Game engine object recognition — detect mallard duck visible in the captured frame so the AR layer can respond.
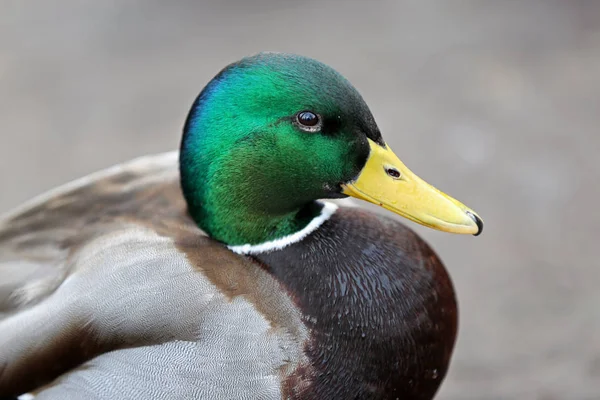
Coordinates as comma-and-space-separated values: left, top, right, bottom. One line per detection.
0, 52, 482, 400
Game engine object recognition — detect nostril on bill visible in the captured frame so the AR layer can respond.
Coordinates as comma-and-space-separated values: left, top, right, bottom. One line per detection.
385, 167, 401, 180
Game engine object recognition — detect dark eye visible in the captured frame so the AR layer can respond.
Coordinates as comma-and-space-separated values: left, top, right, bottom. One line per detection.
296, 111, 320, 128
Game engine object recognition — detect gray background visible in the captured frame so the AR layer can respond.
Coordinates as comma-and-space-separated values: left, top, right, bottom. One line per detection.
1, 1, 599, 399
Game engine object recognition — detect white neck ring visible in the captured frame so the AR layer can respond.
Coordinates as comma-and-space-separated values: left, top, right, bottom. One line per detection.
227, 201, 338, 255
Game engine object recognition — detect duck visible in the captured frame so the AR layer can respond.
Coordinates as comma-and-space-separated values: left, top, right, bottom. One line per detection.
0, 52, 482, 400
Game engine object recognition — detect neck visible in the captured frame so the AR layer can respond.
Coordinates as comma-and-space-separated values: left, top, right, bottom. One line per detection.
228, 201, 338, 254
207, 200, 325, 246
183, 177, 336, 249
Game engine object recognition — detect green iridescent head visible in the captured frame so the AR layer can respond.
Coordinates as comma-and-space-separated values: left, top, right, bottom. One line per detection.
180, 53, 482, 246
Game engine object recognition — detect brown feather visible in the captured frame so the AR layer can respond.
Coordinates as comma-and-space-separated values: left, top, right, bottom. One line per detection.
0, 152, 308, 398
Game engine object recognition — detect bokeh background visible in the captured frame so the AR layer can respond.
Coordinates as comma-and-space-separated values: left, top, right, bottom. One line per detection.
1, 1, 599, 399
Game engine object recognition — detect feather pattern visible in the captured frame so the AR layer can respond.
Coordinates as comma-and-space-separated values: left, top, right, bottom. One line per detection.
0, 153, 308, 399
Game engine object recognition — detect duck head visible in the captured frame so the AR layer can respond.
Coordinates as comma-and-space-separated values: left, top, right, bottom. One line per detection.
180, 53, 482, 247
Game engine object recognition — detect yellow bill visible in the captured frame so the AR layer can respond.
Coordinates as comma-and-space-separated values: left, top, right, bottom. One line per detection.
342, 139, 483, 235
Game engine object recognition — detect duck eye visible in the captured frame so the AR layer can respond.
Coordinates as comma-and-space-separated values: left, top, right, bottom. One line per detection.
296, 111, 320, 129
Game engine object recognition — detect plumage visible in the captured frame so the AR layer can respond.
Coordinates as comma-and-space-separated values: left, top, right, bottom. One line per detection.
0, 53, 481, 399
0, 153, 309, 399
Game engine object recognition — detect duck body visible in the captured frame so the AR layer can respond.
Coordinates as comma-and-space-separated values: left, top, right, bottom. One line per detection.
0, 154, 456, 399
0, 53, 480, 399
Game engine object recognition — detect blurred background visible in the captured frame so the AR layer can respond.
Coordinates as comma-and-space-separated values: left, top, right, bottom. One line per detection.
1, 1, 599, 399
